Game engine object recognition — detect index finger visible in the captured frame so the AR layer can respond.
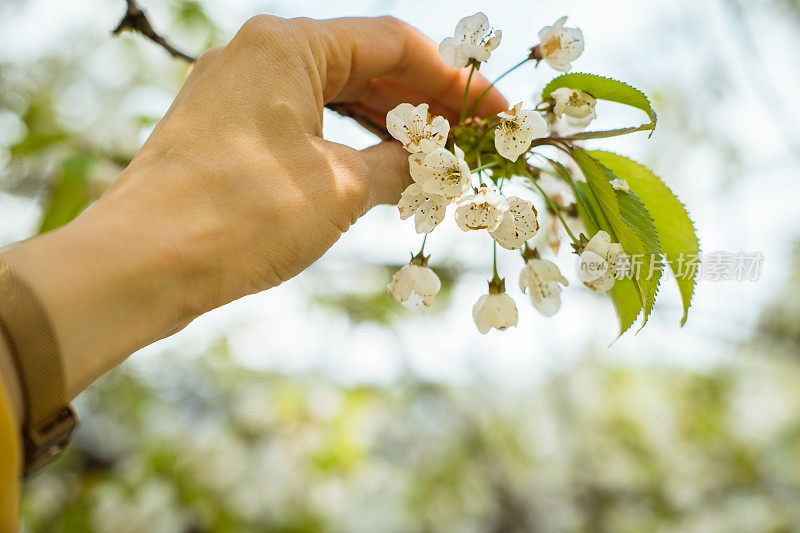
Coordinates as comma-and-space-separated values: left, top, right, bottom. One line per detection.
315, 16, 508, 118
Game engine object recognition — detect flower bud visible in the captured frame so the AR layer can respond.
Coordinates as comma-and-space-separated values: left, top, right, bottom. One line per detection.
519, 259, 569, 316
472, 279, 518, 333
388, 264, 441, 309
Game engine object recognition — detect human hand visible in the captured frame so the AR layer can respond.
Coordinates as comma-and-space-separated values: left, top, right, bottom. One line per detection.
112, 14, 507, 312
0, 15, 506, 397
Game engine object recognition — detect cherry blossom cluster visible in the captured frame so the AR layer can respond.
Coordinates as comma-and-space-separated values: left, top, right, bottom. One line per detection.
387, 12, 628, 333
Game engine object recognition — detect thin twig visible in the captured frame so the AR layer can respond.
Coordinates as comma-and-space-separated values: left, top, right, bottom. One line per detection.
112, 0, 196, 62
111, 0, 391, 140
324, 103, 392, 141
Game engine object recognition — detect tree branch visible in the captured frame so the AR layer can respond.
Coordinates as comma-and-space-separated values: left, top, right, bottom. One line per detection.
324, 103, 392, 141
112, 0, 196, 62
111, 0, 391, 141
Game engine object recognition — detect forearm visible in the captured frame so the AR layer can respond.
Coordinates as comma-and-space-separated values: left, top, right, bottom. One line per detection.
0, 163, 203, 400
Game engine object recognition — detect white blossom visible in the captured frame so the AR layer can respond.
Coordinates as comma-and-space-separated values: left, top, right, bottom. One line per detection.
409, 145, 471, 200
439, 12, 502, 69
519, 258, 569, 316
388, 263, 442, 309
489, 196, 540, 250
579, 230, 626, 293
551, 88, 596, 128
473, 292, 518, 333
386, 103, 449, 154
610, 178, 630, 193
398, 183, 448, 234
494, 102, 549, 161
536, 16, 584, 72
454, 185, 508, 232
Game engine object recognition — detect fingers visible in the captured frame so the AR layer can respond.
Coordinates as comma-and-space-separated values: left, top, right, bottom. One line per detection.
330, 102, 387, 130
315, 16, 508, 118
323, 138, 411, 216
174, 46, 225, 105
358, 141, 411, 207
333, 78, 458, 124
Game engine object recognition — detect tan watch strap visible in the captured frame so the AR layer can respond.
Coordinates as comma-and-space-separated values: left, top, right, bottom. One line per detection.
0, 263, 76, 477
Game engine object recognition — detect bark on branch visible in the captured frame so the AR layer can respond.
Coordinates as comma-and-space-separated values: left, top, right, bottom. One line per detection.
112, 0, 391, 141
112, 0, 197, 62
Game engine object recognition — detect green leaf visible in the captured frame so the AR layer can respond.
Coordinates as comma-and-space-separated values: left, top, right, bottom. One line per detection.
575, 181, 660, 333
608, 279, 642, 336
542, 73, 657, 132
573, 186, 644, 335
540, 156, 602, 232
560, 124, 655, 141
572, 150, 662, 334
617, 190, 662, 320
574, 181, 600, 234
589, 151, 700, 326
38, 155, 94, 234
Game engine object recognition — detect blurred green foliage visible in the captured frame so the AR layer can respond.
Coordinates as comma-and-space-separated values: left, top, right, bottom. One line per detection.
758, 240, 800, 348
38, 155, 94, 233
20, 345, 800, 532
9, 94, 69, 158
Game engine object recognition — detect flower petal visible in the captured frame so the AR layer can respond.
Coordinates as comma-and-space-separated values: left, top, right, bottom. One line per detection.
520, 258, 569, 316
495, 123, 533, 162
412, 147, 470, 200
585, 230, 611, 256
398, 183, 426, 220
489, 197, 540, 249
408, 153, 431, 184
494, 106, 548, 161
414, 195, 447, 234
610, 178, 630, 193
530, 289, 562, 316
455, 12, 490, 43
386, 103, 449, 153
472, 294, 491, 333
454, 187, 508, 231
439, 37, 468, 69
521, 110, 550, 138
538, 17, 584, 72
486, 30, 502, 52
472, 293, 518, 333
559, 27, 584, 61
388, 265, 441, 309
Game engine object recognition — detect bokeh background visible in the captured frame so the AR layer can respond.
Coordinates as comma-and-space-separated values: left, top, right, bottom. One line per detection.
2, 0, 800, 531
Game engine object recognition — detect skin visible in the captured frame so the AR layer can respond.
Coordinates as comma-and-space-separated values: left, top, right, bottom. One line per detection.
0, 15, 506, 424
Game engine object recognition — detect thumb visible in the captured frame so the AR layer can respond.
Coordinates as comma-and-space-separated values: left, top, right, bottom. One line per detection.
358, 141, 412, 208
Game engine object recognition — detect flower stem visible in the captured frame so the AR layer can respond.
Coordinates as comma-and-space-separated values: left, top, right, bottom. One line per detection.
473, 121, 500, 150
418, 233, 428, 255
492, 240, 499, 279
471, 160, 500, 174
460, 64, 476, 123
498, 162, 509, 192
467, 57, 531, 117
526, 168, 578, 242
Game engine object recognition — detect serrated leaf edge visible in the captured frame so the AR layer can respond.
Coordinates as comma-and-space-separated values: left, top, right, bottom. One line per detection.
589, 150, 700, 327
542, 72, 657, 127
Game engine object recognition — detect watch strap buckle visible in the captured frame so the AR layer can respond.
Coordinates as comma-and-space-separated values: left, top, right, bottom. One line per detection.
23, 405, 77, 477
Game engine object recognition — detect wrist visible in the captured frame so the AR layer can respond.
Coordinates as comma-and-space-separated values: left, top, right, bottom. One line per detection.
0, 179, 200, 398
